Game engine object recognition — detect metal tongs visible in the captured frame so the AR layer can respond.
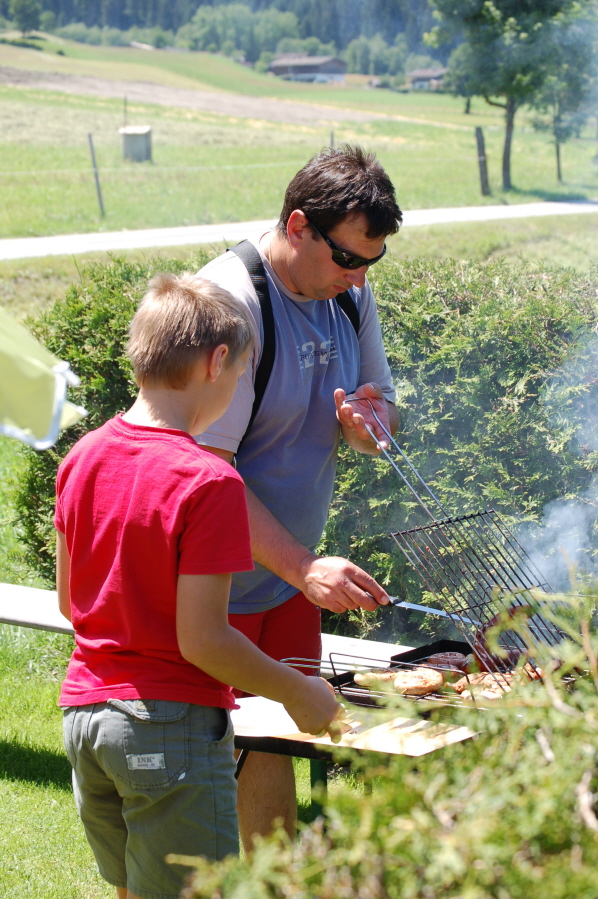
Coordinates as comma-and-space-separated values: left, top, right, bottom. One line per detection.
344, 393, 449, 520
344, 394, 475, 624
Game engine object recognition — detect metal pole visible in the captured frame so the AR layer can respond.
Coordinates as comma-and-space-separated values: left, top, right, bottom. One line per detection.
87, 133, 105, 218
475, 126, 490, 196
310, 758, 327, 820
330, 129, 334, 149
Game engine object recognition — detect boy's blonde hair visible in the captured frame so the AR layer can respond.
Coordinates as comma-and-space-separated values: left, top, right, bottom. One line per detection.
127, 272, 254, 389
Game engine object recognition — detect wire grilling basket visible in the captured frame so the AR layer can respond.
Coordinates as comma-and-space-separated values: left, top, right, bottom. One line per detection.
347, 397, 568, 673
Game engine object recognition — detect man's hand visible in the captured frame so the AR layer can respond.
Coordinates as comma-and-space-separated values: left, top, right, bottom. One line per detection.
335, 382, 394, 453
298, 553, 390, 613
283, 676, 343, 740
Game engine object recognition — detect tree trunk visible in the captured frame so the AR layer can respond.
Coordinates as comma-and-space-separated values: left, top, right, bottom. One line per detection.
464, 96, 471, 114
502, 96, 516, 192
556, 140, 562, 183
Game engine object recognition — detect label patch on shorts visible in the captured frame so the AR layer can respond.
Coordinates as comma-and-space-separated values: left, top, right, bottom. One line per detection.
126, 753, 166, 770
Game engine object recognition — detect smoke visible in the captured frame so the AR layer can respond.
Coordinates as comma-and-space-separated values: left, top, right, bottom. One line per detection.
516, 333, 598, 592
518, 479, 598, 592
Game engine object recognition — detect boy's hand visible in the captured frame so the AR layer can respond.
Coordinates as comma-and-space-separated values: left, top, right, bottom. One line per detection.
283, 676, 342, 741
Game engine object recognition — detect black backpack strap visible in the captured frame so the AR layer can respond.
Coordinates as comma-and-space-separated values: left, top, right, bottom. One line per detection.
335, 290, 360, 337
230, 242, 360, 448
229, 240, 275, 447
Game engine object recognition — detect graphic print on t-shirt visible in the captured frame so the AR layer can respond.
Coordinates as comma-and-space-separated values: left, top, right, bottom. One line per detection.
297, 336, 339, 372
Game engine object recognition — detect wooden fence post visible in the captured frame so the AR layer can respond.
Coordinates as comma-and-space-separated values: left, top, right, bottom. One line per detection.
88, 133, 105, 218
475, 126, 490, 196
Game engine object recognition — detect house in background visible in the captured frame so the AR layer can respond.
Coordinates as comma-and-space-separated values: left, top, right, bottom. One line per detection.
268, 54, 346, 83
406, 67, 447, 90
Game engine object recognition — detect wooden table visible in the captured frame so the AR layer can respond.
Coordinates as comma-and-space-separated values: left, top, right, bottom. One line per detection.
0, 582, 73, 634
231, 695, 476, 818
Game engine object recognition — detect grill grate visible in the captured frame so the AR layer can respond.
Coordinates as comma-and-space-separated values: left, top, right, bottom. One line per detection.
346, 398, 568, 669
392, 510, 563, 664
282, 650, 517, 708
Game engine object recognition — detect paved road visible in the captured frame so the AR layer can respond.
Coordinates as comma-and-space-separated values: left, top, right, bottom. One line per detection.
1, 201, 597, 262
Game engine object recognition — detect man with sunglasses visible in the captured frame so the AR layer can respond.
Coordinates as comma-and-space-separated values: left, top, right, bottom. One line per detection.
196, 145, 402, 849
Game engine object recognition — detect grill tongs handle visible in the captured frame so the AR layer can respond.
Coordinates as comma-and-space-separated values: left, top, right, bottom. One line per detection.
344, 395, 447, 522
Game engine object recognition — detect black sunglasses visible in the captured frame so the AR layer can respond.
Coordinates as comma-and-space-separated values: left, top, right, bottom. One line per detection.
306, 216, 387, 270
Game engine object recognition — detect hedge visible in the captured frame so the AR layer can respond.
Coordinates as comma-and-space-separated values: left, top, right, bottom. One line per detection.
180, 592, 598, 899
13, 255, 598, 643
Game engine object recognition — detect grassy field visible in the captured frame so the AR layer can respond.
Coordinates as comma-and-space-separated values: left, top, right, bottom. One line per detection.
0, 35, 591, 129
0, 39, 529, 113
1, 39, 597, 237
1, 82, 595, 237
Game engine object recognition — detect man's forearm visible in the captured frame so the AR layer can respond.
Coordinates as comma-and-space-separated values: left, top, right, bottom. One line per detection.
245, 485, 314, 589
244, 485, 388, 613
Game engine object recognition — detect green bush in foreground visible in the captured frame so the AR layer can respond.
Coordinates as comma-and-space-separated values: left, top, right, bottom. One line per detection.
13, 252, 211, 585
180, 591, 598, 899
13, 256, 598, 644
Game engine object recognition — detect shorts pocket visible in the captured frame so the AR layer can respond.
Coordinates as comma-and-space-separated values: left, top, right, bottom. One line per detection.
103, 700, 191, 791
210, 709, 233, 747
62, 708, 78, 769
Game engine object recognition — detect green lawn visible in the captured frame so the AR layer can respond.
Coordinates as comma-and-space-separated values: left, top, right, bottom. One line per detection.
1, 42, 597, 237
0, 624, 112, 898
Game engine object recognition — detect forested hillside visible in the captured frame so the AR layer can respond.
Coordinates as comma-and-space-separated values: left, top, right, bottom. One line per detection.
0, 0, 439, 55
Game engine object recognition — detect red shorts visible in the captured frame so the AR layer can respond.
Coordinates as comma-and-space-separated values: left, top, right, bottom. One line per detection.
228, 591, 321, 697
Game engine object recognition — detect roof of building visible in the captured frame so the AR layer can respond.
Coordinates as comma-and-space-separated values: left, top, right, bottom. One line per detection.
407, 67, 448, 80
269, 54, 346, 69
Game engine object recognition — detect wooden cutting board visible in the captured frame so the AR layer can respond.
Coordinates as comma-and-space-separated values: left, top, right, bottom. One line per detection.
231, 696, 475, 758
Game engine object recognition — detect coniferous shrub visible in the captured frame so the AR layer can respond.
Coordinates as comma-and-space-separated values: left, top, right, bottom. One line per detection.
13, 256, 598, 647
320, 259, 598, 641
13, 252, 211, 584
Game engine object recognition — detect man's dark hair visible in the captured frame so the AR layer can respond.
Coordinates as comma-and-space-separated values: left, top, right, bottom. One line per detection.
277, 144, 402, 240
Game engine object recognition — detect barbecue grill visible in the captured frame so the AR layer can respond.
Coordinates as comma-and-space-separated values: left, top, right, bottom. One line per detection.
353, 399, 568, 671
287, 398, 570, 708
285, 641, 509, 711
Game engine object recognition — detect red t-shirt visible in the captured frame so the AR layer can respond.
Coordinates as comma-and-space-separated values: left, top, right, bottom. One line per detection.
55, 415, 254, 709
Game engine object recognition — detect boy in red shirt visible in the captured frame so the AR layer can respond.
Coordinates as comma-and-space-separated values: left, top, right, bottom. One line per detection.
55, 272, 340, 899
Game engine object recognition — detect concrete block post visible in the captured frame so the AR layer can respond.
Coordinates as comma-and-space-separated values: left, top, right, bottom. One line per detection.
119, 126, 152, 162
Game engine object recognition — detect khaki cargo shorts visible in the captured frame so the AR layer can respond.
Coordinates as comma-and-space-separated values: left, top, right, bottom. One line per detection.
63, 699, 238, 899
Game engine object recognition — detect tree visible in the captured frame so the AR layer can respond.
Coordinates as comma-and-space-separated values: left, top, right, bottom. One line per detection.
443, 43, 479, 114
529, 16, 597, 182
9, 0, 40, 35
39, 9, 56, 32
428, 0, 589, 191
345, 33, 408, 77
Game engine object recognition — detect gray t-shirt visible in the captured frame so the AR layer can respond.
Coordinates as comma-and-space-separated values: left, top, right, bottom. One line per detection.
196, 240, 395, 614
